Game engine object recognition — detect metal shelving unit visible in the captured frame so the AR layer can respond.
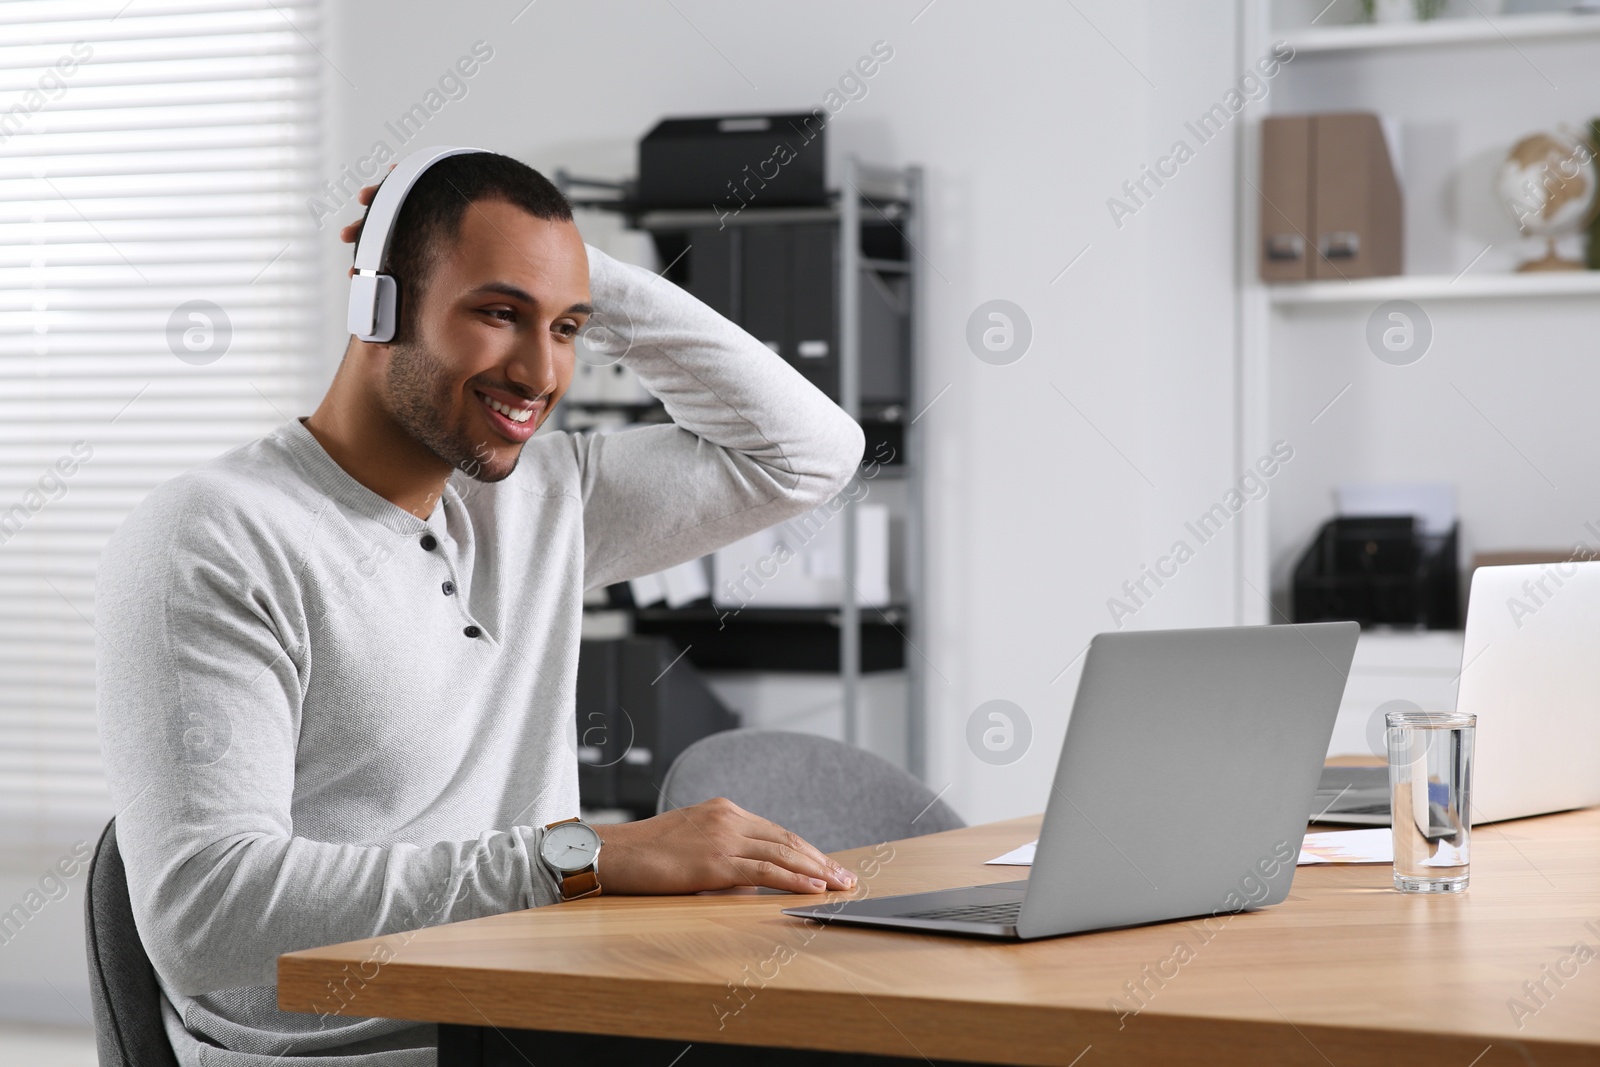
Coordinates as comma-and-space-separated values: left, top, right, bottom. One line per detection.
555, 157, 927, 778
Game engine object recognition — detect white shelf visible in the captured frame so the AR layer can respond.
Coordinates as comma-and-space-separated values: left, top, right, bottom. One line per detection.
1280, 11, 1600, 53
1268, 270, 1600, 306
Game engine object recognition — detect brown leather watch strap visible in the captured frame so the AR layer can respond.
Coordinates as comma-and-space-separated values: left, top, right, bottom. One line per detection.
560, 868, 601, 901
543, 817, 602, 902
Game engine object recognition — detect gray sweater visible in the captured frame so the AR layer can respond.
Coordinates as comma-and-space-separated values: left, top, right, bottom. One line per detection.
93, 244, 864, 1065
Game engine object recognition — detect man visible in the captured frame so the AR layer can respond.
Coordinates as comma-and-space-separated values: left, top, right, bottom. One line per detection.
95, 151, 865, 1065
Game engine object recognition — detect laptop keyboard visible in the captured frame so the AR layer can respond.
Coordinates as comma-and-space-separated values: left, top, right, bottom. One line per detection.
1331, 802, 1390, 815
899, 900, 1022, 925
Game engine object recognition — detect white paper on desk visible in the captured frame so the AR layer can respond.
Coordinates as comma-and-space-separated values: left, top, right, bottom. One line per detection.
985, 829, 1394, 868
1296, 828, 1393, 865
985, 841, 1036, 865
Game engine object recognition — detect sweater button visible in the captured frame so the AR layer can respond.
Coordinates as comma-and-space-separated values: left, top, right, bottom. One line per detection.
442, 580, 456, 596
420, 533, 438, 551
463, 625, 481, 638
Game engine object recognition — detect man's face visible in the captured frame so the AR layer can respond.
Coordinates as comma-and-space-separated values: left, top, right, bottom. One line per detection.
382, 199, 591, 483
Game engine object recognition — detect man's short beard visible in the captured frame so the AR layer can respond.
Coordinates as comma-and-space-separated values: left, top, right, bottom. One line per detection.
385, 333, 519, 484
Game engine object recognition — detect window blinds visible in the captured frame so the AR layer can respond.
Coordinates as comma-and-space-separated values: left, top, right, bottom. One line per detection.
0, 0, 323, 850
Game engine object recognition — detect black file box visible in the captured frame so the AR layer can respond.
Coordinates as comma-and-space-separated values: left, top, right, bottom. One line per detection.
637, 113, 828, 212
1292, 515, 1459, 629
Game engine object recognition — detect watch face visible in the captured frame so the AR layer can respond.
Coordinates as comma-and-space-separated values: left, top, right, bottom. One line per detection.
541, 821, 600, 873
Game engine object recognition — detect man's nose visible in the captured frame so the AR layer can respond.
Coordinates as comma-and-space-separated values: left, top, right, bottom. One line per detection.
506, 328, 558, 397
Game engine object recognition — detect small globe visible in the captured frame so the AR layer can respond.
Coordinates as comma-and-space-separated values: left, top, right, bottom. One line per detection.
1495, 131, 1598, 271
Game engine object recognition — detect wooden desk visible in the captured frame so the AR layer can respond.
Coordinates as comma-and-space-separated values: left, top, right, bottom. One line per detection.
280, 810, 1600, 1066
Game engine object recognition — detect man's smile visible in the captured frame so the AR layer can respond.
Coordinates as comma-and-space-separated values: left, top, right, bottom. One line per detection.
473, 386, 546, 442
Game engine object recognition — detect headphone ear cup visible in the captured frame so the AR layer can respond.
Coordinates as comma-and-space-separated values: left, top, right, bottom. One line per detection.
370, 274, 398, 343
347, 272, 399, 343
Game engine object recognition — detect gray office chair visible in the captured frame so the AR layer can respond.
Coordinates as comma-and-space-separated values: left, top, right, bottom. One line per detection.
656, 729, 964, 853
84, 818, 179, 1067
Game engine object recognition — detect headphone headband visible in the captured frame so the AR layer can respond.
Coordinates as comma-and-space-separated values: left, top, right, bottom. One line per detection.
347, 145, 483, 342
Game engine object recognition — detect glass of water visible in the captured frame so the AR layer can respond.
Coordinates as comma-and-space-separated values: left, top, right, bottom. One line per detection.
1386, 709, 1475, 893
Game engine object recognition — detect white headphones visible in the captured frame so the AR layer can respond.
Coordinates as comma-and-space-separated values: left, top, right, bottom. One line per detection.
346, 145, 484, 343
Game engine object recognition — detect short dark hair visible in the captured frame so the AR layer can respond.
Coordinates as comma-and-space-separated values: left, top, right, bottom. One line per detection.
360, 151, 573, 343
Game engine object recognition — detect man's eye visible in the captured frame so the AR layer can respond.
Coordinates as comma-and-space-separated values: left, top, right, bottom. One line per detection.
555, 321, 581, 340
484, 308, 516, 322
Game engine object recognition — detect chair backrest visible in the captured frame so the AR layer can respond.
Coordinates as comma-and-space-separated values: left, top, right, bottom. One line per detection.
84, 818, 179, 1067
656, 730, 964, 853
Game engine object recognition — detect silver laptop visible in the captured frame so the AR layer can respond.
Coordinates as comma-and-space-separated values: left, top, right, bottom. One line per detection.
784, 622, 1359, 940
1310, 764, 1391, 825
1314, 562, 1600, 826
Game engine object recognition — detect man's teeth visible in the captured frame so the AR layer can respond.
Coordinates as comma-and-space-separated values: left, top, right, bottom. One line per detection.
481, 394, 533, 424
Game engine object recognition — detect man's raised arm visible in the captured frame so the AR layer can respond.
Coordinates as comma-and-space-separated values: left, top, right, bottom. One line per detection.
570, 244, 866, 590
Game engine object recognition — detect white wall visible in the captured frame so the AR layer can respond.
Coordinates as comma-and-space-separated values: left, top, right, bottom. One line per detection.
0, 849, 94, 1026
322, 0, 1247, 826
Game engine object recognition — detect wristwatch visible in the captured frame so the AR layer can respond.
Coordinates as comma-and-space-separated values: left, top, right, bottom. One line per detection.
539, 817, 603, 901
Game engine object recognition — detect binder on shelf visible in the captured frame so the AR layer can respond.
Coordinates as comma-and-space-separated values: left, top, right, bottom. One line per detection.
575, 636, 737, 819
1312, 113, 1402, 279
1259, 115, 1313, 281
675, 222, 907, 407
1259, 112, 1403, 282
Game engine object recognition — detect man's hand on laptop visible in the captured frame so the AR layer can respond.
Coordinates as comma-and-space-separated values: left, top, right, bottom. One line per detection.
599, 797, 857, 895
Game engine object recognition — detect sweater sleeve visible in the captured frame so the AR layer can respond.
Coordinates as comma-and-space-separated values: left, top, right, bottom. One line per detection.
570, 244, 866, 591
94, 479, 564, 997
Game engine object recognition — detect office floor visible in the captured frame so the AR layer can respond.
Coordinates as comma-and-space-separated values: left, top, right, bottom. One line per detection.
0, 1023, 97, 1066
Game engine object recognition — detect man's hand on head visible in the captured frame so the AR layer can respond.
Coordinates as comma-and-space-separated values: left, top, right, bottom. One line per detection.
596, 797, 858, 896
340, 163, 396, 277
